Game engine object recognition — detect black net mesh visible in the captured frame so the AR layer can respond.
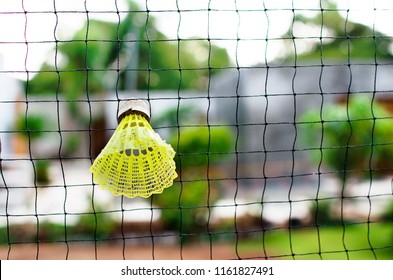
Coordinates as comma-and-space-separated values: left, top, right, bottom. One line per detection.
0, 0, 393, 260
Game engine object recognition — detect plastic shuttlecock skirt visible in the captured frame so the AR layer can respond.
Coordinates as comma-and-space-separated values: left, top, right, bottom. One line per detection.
90, 114, 177, 198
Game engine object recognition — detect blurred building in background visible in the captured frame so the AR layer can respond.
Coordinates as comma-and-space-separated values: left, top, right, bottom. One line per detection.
210, 62, 393, 179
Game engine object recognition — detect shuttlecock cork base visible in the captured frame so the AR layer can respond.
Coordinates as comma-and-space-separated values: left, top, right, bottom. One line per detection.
89, 99, 177, 198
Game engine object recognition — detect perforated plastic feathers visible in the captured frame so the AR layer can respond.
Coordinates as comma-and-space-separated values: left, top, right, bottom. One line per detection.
89, 113, 177, 198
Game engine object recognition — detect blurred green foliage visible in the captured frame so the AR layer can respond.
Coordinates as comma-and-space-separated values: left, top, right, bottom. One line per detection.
15, 113, 54, 184
299, 95, 393, 181
381, 198, 393, 221
15, 113, 51, 140
153, 180, 211, 237
282, 0, 393, 62
171, 126, 235, 168
150, 104, 200, 129
154, 125, 234, 235
152, 105, 235, 235
310, 199, 335, 226
34, 159, 50, 185
73, 204, 117, 240
27, 1, 230, 96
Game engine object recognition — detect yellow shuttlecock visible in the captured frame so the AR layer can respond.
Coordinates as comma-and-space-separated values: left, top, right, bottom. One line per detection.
89, 99, 177, 198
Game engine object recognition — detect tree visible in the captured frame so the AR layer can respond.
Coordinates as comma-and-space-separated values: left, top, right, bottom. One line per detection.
291, 2, 393, 223
299, 95, 393, 223
282, 1, 393, 62
293, 1, 393, 180
15, 113, 55, 184
299, 95, 393, 182
26, 1, 231, 157
27, 1, 231, 95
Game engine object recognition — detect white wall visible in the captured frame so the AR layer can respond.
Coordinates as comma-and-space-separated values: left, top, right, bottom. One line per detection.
0, 55, 21, 159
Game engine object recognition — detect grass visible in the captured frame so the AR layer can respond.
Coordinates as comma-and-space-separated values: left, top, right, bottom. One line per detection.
237, 222, 393, 260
